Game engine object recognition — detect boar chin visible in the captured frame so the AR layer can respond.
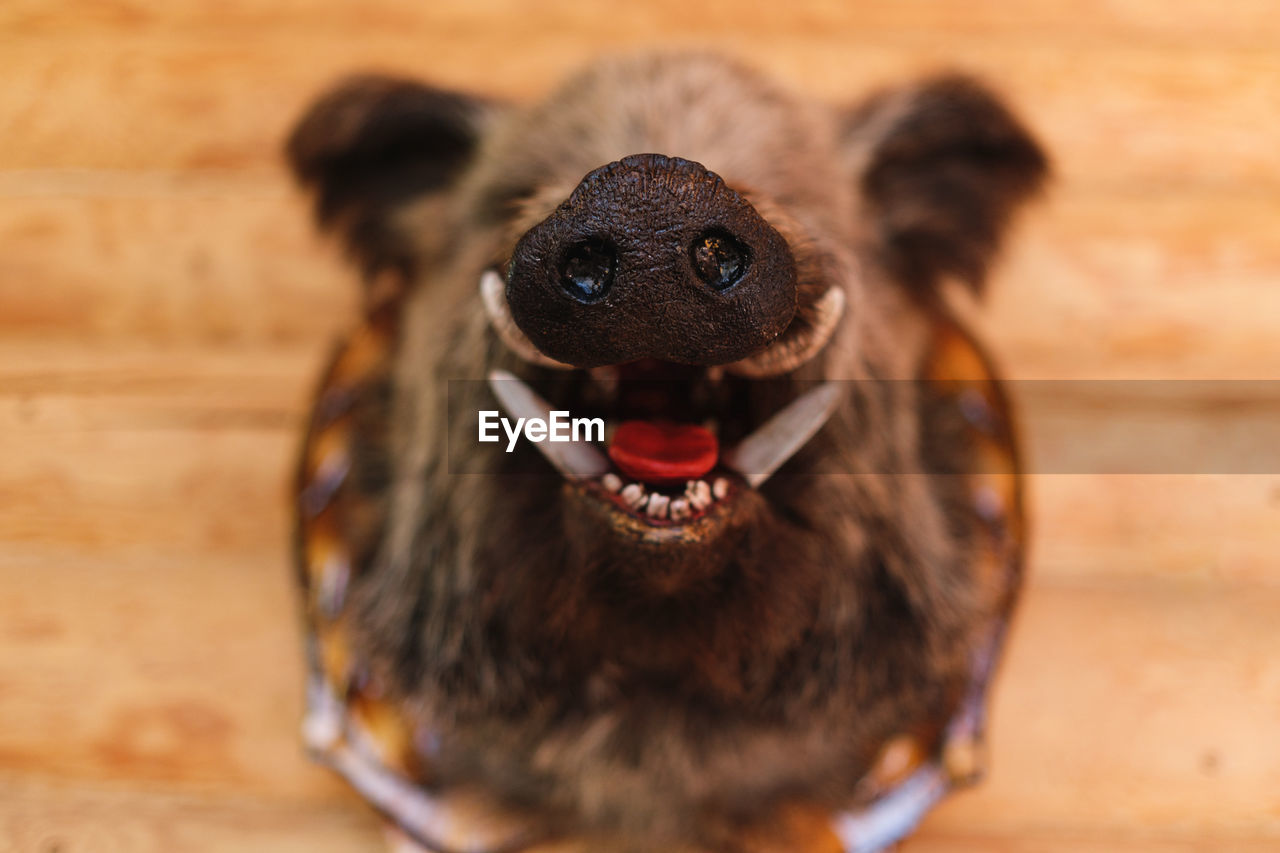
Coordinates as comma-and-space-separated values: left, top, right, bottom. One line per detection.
562, 478, 768, 595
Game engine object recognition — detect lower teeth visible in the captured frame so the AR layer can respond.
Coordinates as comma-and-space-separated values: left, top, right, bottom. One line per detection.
620, 483, 646, 509
598, 477, 731, 522
685, 479, 712, 510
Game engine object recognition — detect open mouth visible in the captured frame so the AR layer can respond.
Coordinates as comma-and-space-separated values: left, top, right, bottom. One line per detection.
487, 363, 841, 529
480, 264, 845, 530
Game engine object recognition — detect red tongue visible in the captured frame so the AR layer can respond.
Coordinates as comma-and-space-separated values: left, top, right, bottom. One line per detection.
608, 420, 718, 485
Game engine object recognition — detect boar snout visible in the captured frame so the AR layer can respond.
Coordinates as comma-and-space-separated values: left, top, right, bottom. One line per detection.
505, 153, 797, 368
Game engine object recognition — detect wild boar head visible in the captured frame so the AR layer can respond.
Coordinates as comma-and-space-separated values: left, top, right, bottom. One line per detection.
288, 52, 1045, 847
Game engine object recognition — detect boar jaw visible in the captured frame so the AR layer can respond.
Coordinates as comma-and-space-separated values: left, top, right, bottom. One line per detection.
485, 369, 842, 533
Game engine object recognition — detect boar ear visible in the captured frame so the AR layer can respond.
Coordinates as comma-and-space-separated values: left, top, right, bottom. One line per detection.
843, 75, 1048, 298
286, 74, 495, 278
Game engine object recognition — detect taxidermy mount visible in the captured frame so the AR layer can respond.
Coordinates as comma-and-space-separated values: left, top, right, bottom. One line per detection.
288, 50, 1046, 853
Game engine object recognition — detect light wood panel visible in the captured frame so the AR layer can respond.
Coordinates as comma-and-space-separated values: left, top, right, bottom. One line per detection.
1, 780, 382, 853
1028, 475, 1280, 585
0, 183, 353, 344
983, 191, 1280, 380
926, 581, 1280, 835
2, 34, 1278, 193
0, 546, 339, 799
5, 0, 1280, 44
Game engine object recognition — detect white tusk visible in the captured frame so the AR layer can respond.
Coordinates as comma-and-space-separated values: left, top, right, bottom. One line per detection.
480, 270, 574, 370
727, 286, 846, 377
721, 382, 843, 488
487, 369, 611, 480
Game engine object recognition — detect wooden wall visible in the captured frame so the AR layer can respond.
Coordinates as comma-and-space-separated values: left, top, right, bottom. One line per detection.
2, 2, 1277, 849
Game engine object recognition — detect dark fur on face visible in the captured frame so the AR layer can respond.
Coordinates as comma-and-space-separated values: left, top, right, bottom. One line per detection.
287, 52, 1046, 849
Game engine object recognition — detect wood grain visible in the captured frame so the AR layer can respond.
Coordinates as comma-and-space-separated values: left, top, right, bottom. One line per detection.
0, 183, 354, 344
2, 780, 382, 853
3, 0, 1278, 849
2, 34, 1278, 193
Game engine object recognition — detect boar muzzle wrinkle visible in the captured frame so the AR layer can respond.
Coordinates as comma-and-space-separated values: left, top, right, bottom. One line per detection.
480, 270, 574, 369
727, 285, 847, 377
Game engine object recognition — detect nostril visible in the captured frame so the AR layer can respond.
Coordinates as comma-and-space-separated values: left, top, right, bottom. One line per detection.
559, 239, 616, 303
691, 229, 750, 291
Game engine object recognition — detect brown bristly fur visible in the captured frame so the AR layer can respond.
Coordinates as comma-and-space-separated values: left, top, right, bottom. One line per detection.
287, 50, 1046, 849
